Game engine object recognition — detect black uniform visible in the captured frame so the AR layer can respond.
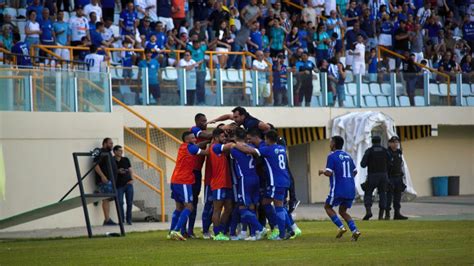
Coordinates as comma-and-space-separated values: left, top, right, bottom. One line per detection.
386, 148, 407, 215
360, 143, 390, 212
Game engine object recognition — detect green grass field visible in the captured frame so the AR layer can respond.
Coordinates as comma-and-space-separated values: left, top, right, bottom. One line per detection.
1, 220, 473, 265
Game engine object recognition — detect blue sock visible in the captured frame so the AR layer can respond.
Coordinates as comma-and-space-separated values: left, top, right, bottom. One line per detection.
174, 208, 191, 231
275, 206, 287, 238
285, 209, 294, 231
187, 208, 197, 235
264, 204, 277, 227
347, 219, 358, 233
240, 209, 262, 236
230, 207, 240, 236
170, 210, 181, 231
213, 224, 221, 235
330, 215, 344, 229
202, 201, 213, 234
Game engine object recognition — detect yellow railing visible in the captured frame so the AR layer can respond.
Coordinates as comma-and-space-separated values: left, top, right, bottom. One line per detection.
377, 45, 452, 105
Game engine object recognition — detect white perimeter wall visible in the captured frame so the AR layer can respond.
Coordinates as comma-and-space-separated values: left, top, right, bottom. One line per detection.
0, 112, 124, 231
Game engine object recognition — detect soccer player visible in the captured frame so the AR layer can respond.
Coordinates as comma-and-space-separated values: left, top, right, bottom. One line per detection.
318, 136, 361, 241
236, 130, 292, 240
209, 128, 236, 241
185, 113, 212, 238
168, 131, 208, 241
231, 128, 267, 240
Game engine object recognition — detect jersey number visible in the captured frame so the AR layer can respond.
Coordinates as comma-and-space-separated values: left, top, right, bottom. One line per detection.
278, 154, 286, 170
342, 161, 352, 178
86, 58, 94, 67
248, 155, 254, 169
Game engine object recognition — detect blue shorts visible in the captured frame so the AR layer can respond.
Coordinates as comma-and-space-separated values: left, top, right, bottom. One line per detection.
212, 188, 232, 201
203, 185, 213, 203
238, 180, 260, 207
98, 181, 114, 193
171, 183, 193, 203
326, 196, 354, 208
264, 186, 287, 201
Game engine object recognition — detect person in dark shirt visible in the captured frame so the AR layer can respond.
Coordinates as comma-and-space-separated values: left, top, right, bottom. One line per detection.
94, 137, 118, 226
113, 145, 134, 225
385, 136, 408, 220
360, 136, 391, 221
394, 20, 410, 71
403, 53, 420, 106
208, 1, 230, 34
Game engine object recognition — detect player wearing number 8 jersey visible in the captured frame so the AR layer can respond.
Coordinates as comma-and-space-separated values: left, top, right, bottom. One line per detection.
319, 136, 361, 241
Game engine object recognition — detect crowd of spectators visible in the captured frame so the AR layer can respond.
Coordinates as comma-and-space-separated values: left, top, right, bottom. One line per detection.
0, 0, 473, 105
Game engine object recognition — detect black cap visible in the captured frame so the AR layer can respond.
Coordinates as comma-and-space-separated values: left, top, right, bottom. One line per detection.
389, 136, 400, 142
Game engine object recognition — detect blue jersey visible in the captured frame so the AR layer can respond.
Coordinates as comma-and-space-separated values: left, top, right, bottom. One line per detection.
119, 10, 138, 35
325, 150, 356, 199
12, 42, 32, 67
231, 146, 259, 182
249, 30, 262, 54
153, 32, 167, 49
257, 144, 290, 188
122, 49, 134, 67
90, 30, 104, 47
145, 41, 160, 58
298, 29, 308, 49
40, 19, 54, 42
138, 59, 159, 84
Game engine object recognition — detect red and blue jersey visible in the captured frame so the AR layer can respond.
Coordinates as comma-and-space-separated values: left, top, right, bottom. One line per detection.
210, 143, 232, 190
325, 150, 356, 199
256, 144, 290, 188
171, 143, 202, 184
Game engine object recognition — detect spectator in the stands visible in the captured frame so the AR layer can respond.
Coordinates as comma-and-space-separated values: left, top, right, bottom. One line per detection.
113, 145, 134, 226
88, 12, 98, 32
57, 0, 70, 13
402, 53, 420, 106
314, 23, 330, 64
179, 50, 199, 105
53, 10, 70, 61
91, 22, 113, 48
0, 25, 13, 51
424, 15, 441, 46
157, 0, 174, 31
368, 48, 378, 82
411, 23, 424, 62
269, 17, 286, 58
84, 44, 108, 73
189, 20, 208, 44
287, 26, 300, 54
378, 13, 394, 49
208, 0, 230, 39
185, 39, 214, 105
12, 33, 32, 67
25, 10, 41, 59
350, 34, 366, 75
171, 0, 186, 29
345, 0, 360, 30
69, 5, 90, 50
360, 7, 376, 50
138, 48, 160, 103
328, 32, 342, 59
101, 0, 115, 22
85, 0, 102, 22
345, 21, 367, 70
2, 14, 20, 41
462, 15, 474, 52
39, 8, 55, 64
215, 19, 233, 67
326, 10, 344, 42
272, 53, 288, 106
394, 20, 410, 71
139, 16, 154, 42
27, 0, 44, 21
295, 52, 315, 106
153, 21, 167, 49
252, 50, 270, 105
120, 2, 139, 39
302, 1, 317, 26
121, 36, 135, 85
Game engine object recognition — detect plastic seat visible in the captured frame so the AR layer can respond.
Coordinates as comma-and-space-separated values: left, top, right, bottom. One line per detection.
414, 96, 425, 106
364, 95, 377, 107
4, 8, 17, 18
381, 83, 391, 95
399, 96, 410, 107
347, 83, 357, 95
17, 8, 27, 18
226, 68, 242, 83
376, 95, 389, 107
370, 83, 382, 95
467, 96, 474, 106
361, 83, 370, 95
462, 84, 472, 96
439, 83, 448, 96
429, 83, 440, 95
344, 95, 355, 107
164, 67, 177, 81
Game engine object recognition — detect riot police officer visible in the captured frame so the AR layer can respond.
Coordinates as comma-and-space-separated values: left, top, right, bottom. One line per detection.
386, 136, 408, 220
360, 136, 390, 220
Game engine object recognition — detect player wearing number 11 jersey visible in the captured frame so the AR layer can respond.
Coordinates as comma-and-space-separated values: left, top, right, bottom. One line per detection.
319, 136, 361, 241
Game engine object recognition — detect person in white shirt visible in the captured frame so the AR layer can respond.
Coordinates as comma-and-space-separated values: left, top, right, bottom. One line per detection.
252, 50, 270, 104
178, 51, 199, 105
84, 45, 109, 73
350, 34, 366, 75
135, 0, 158, 22
324, 0, 336, 17
416, 2, 431, 25
69, 6, 90, 46
84, 0, 102, 22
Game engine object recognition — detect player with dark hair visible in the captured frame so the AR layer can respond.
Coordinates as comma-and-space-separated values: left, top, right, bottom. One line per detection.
168, 131, 208, 241
318, 136, 361, 241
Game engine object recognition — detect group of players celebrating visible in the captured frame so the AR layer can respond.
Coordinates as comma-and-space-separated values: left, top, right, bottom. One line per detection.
168, 106, 360, 241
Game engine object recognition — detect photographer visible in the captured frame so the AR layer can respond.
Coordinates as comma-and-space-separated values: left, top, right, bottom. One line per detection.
113, 145, 134, 225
